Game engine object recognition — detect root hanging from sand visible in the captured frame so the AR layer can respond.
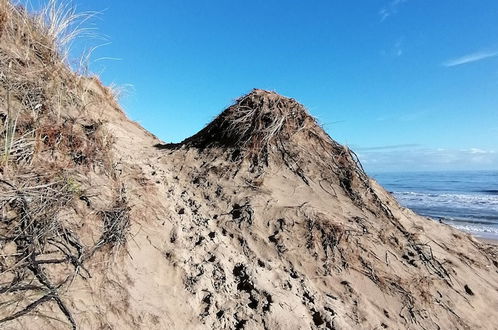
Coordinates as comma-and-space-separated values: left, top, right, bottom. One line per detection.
0, 179, 79, 329
0, 178, 131, 329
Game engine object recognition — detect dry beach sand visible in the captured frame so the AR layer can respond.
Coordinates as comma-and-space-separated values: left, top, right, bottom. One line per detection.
0, 1, 497, 329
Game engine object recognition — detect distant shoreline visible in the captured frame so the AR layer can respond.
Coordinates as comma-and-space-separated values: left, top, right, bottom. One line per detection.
373, 171, 498, 242
479, 237, 498, 245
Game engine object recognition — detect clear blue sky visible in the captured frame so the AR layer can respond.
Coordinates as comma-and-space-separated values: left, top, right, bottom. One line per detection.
41, 1, 498, 171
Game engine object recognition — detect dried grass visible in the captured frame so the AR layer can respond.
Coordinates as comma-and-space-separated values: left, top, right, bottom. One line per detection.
95, 187, 130, 251
2, 0, 98, 65
0, 1, 121, 327
184, 89, 314, 154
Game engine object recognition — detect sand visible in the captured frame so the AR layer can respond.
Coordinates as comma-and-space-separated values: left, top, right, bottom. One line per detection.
479, 237, 498, 246
4, 87, 496, 330
1, 2, 498, 329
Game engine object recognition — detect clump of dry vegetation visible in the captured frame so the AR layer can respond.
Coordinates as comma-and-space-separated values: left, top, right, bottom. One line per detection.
95, 187, 131, 251
186, 90, 310, 149
183, 89, 315, 153
0, 1, 126, 328
179, 89, 386, 215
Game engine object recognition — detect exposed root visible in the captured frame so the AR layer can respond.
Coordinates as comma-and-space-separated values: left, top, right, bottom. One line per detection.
94, 187, 131, 251
0, 179, 79, 328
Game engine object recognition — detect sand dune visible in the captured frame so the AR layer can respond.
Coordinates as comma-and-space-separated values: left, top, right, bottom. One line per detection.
0, 2, 497, 329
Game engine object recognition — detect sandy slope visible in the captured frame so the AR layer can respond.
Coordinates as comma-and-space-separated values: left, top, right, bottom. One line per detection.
9, 89, 497, 330
0, 2, 497, 329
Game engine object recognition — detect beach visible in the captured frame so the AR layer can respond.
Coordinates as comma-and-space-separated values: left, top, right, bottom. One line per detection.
480, 237, 498, 245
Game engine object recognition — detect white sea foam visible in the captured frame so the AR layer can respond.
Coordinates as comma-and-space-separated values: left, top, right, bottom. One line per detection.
375, 171, 498, 239
393, 191, 498, 211
393, 191, 498, 239
448, 223, 498, 237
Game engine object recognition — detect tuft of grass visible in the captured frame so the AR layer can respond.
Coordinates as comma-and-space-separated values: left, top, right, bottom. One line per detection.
29, 0, 98, 63
107, 82, 133, 103
0, 0, 99, 69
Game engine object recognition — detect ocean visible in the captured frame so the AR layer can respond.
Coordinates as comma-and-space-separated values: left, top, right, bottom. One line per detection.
371, 171, 498, 240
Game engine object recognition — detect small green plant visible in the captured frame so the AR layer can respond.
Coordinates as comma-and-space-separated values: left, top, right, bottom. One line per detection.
65, 176, 81, 195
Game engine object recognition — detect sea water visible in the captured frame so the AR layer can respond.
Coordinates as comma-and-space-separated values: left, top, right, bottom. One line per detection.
371, 171, 498, 240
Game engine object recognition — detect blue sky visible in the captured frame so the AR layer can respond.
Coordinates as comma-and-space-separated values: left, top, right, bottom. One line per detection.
36, 0, 498, 171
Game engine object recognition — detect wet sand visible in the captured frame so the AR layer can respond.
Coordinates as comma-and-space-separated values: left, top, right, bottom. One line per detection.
479, 237, 498, 245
